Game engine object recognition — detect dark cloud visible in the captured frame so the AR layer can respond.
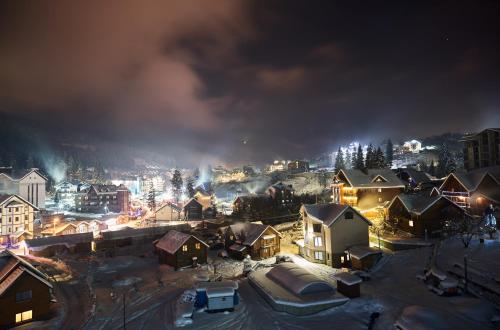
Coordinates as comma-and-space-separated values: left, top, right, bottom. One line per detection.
1, 0, 500, 166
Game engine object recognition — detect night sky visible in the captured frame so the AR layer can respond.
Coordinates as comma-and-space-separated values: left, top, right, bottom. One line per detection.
1, 1, 499, 166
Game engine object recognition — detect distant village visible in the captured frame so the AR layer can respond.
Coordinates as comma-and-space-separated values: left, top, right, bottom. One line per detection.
0, 128, 499, 329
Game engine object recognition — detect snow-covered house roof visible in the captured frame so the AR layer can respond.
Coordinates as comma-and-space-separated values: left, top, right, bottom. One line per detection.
0, 194, 39, 210
228, 222, 282, 247
155, 202, 182, 213
388, 194, 463, 216
333, 272, 362, 286
301, 203, 372, 227
335, 169, 405, 188
347, 246, 382, 260
0, 168, 48, 182
267, 263, 335, 296
439, 166, 500, 192
155, 230, 208, 254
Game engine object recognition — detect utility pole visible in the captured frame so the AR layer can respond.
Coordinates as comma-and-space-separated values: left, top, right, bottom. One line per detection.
123, 293, 126, 330
464, 255, 468, 294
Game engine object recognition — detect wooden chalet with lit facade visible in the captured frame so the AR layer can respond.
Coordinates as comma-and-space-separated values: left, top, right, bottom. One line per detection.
154, 230, 208, 269
267, 182, 294, 208
331, 169, 405, 215
222, 222, 282, 260
74, 184, 130, 213
438, 166, 500, 215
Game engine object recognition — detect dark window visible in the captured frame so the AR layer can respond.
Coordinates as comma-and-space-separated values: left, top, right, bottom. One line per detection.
16, 290, 32, 302
345, 212, 354, 219
313, 223, 322, 233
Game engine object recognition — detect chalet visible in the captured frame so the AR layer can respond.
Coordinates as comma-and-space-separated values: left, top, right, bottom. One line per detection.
0, 168, 47, 209
267, 182, 294, 208
232, 194, 271, 218
346, 246, 382, 271
74, 184, 130, 213
223, 222, 282, 260
0, 194, 38, 240
396, 168, 439, 191
184, 197, 215, 220
331, 169, 405, 213
40, 223, 77, 237
0, 250, 53, 328
76, 221, 91, 234
24, 233, 94, 257
300, 203, 372, 268
388, 194, 466, 237
438, 166, 500, 215
155, 202, 182, 221
154, 230, 208, 269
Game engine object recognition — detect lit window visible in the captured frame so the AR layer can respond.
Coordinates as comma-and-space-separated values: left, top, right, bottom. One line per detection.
314, 251, 323, 260
15, 310, 32, 323
378, 188, 382, 193
195, 243, 201, 250
314, 236, 322, 247
409, 220, 414, 227
182, 245, 188, 252
378, 197, 383, 202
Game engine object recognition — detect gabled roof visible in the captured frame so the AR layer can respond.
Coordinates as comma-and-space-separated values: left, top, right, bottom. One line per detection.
301, 203, 372, 227
156, 202, 182, 214
268, 182, 294, 192
41, 222, 77, 235
0, 194, 39, 210
228, 222, 282, 246
0, 168, 48, 182
25, 232, 94, 248
183, 197, 203, 208
155, 230, 208, 254
397, 168, 435, 184
388, 194, 462, 215
439, 166, 500, 192
336, 169, 405, 188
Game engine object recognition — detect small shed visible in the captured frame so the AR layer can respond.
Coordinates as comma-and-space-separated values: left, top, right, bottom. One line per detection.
183, 198, 203, 220
333, 272, 362, 298
347, 246, 382, 270
194, 281, 239, 312
154, 230, 208, 270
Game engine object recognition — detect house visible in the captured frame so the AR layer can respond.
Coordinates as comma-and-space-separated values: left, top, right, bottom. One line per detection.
0, 194, 38, 240
395, 168, 439, 191
155, 202, 182, 221
0, 168, 47, 209
232, 194, 272, 218
462, 128, 500, 170
154, 230, 208, 269
183, 198, 203, 220
8, 230, 34, 245
74, 184, 130, 213
300, 203, 372, 268
331, 169, 405, 214
267, 182, 294, 208
332, 272, 362, 298
76, 221, 91, 234
0, 250, 53, 328
346, 246, 382, 271
387, 194, 466, 237
53, 181, 78, 209
40, 223, 77, 237
222, 222, 282, 260
24, 233, 94, 257
288, 160, 310, 174
438, 166, 500, 215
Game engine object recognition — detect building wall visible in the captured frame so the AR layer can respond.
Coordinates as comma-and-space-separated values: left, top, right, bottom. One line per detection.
248, 227, 280, 259
158, 236, 207, 269
0, 197, 36, 236
0, 172, 46, 209
0, 272, 52, 329
155, 205, 181, 221
463, 129, 500, 170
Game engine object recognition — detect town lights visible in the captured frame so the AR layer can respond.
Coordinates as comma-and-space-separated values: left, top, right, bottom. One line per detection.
53, 217, 59, 236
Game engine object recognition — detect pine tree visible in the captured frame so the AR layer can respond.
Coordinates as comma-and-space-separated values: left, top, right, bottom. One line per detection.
171, 169, 183, 203
344, 150, 352, 169
385, 139, 394, 168
355, 145, 364, 170
365, 144, 375, 169
374, 147, 386, 168
147, 181, 156, 212
428, 160, 436, 176
334, 147, 345, 172
437, 143, 456, 177
186, 176, 195, 198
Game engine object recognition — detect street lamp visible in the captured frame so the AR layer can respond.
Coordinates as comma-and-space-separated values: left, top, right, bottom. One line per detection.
53, 217, 59, 236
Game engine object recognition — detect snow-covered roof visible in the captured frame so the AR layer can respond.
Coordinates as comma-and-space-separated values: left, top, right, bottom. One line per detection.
336, 169, 405, 188
333, 272, 362, 285
0, 194, 39, 210
195, 280, 238, 291
25, 232, 93, 249
229, 222, 282, 247
426, 266, 447, 281
439, 166, 500, 192
155, 230, 208, 254
302, 203, 372, 227
388, 194, 462, 216
206, 287, 235, 298
347, 246, 382, 260
229, 244, 247, 252
267, 263, 335, 296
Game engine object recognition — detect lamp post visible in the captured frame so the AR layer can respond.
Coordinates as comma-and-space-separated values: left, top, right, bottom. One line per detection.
53, 217, 59, 236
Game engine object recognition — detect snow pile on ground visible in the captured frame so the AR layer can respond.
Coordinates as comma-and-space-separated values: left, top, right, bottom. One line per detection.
174, 290, 196, 327
112, 276, 142, 287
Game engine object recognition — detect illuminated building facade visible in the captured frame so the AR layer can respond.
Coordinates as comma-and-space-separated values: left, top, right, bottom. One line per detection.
462, 128, 500, 170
